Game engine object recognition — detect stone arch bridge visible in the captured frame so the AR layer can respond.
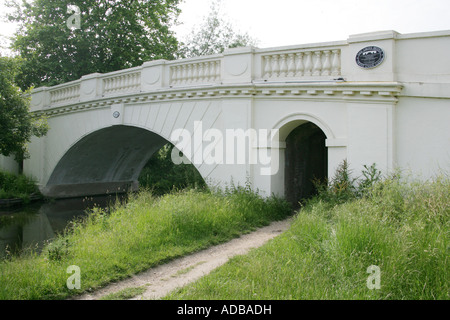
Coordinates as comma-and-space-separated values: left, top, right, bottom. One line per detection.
2, 30, 449, 202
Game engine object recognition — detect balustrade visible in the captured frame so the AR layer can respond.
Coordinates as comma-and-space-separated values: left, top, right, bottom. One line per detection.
49, 84, 80, 105
262, 49, 341, 79
102, 71, 141, 96
170, 60, 221, 85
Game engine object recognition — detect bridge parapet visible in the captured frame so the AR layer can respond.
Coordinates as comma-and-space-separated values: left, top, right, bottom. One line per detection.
30, 29, 450, 113
29, 40, 350, 112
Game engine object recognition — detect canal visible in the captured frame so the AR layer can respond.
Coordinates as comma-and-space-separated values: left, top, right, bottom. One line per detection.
0, 195, 123, 260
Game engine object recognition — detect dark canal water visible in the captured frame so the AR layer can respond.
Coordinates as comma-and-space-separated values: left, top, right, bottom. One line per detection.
0, 195, 123, 260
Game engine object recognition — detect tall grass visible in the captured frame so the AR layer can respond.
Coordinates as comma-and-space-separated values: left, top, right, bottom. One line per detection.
0, 187, 291, 300
166, 172, 449, 300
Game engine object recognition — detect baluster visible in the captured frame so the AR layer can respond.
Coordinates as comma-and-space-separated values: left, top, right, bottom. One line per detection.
123, 75, 127, 90
131, 73, 136, 89
124, 74, 131, 92
271, 55, 280, 78
263, 56, 272, 78
111, 77, 116, 93
186, 63, 194, 83
313, 51, 322, 76
214, 61, 220, 81
114, 76, 120, 93
203, 62, 209, 82
287, 53, 295, 77
114, 77, 118, 92
107, 78, 112, 93
169, 67, 175, 85
176, 65, 183, 84
331, 49, 341, 76
122, 75, 127, 91
304, 52, 313, 76
198, 62, 205, 83
189, 64, 194, 83
205, 62, 211, 82
295, 52, 304, 77
181, 64, 188, 84
172, 66, 178, 85
199, 63, 205, 83
134, 73, 139, 90
125, 74, 131, 91
128, 74, 133, 90
103, 79, 108, 94
279, 54, 288, 77
131, 73, 136, 90
212, 61, 218, 82
322, 50, 331, 76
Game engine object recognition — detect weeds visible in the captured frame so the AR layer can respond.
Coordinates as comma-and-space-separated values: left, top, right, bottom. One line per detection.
0, 186, 291, 300
167, 163, 449, 300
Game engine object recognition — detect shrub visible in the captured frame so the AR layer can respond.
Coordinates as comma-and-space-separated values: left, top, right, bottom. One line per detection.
138, 144, 206, 195
0, 170, 40, 202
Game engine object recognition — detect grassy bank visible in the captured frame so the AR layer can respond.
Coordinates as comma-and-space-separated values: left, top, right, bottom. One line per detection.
0, 170, 40, 202
166, 174, 449, 300
0, 187, 291, 300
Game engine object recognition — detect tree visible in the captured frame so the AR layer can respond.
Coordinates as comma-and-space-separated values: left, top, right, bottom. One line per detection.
179, 0, 258, 58
5, 0, 182, 90
0, 56, 48, 163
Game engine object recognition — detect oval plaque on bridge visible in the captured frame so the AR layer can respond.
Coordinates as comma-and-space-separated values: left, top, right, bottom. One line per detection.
356, 46, 385, 69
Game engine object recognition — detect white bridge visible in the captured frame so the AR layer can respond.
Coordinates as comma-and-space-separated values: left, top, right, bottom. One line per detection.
2, 30, 449, 202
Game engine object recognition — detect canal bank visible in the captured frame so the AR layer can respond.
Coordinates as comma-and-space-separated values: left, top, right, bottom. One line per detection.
0, 195, 124, 260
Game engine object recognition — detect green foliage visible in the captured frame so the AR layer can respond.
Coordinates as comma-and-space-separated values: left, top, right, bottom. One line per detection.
44, 238, 71, 262
5, 0, 181, 90
138, 144, 206, 195
0, 170, 40, 201
0, 56, 48, 160
0, 187, 291, 300
311, 160, 384, 207
178, 0, 258, 58
166, 173, 449, 300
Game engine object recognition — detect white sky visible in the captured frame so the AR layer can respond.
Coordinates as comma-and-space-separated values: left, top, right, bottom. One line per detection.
1, 0, 450, 54
174, 0, 450, 47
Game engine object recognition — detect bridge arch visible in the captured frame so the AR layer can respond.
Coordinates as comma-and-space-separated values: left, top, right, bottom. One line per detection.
268, 113, 334, 206
272, 113, 335, 142
43, 124, 205, 198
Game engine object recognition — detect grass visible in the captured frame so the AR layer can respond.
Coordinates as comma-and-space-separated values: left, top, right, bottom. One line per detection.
100, 286, 148, 300
0, 170, 40, 202
165, 173, 449, 300
0, 186, 291, 300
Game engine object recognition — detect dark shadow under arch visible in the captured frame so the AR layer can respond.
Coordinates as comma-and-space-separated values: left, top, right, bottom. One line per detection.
44, 125, 202, 198
284, 122, 327, 208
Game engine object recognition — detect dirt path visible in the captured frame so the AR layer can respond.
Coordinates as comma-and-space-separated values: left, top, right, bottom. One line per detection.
74, 218, 292, 300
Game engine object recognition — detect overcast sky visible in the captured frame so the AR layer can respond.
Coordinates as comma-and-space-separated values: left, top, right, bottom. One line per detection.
174, 0, 450, 47
1, 0, 450, 54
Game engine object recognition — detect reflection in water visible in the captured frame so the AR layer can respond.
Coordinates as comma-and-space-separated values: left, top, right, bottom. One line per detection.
0, 195, 125, 259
